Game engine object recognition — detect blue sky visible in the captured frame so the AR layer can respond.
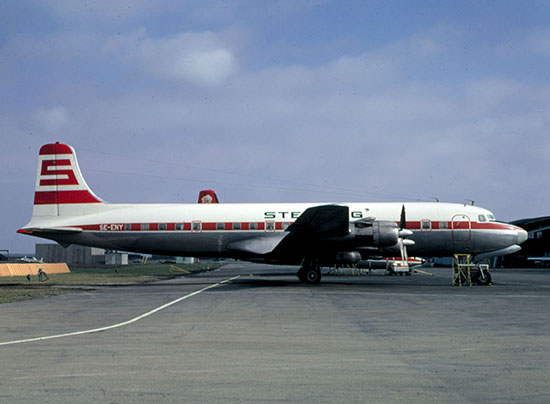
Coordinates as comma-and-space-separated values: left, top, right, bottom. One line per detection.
2, 0, 550, 254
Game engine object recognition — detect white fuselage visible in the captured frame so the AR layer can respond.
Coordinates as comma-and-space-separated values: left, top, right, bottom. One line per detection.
22, 201, 525, 263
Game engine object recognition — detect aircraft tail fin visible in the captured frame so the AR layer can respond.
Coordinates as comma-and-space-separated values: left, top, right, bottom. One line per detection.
198, 189, 219, 204
32, 142, 105, 217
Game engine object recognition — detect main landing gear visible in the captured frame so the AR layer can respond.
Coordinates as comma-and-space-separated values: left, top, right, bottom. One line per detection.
297, 258, 322, 285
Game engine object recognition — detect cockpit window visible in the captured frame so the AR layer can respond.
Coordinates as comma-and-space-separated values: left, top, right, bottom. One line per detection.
487, 214, 496, 221
478, 215, 487, 222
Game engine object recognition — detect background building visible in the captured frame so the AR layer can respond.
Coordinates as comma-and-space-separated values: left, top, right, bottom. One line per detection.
36, 244, 106, 265
501, 217, 550, 267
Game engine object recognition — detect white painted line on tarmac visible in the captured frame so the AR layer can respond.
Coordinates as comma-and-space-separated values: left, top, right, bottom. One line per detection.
0, 275, 240, 347
502, 282, 550, 288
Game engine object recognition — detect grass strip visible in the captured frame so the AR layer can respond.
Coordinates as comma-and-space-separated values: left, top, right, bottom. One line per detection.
0, 263, 223, 304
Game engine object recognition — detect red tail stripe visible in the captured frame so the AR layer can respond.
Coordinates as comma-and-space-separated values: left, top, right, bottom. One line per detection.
34, 190, 101, 205
39, 143, 73, 155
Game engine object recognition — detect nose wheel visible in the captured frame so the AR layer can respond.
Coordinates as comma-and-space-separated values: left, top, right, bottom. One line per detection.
473, 270, 492, 286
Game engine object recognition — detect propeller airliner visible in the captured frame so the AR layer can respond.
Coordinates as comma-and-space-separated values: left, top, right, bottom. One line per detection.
18, 143, 527, 284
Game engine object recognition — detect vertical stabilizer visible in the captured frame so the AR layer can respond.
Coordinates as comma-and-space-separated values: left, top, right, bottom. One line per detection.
32, 142, 104, 217
198, 189, 219, 204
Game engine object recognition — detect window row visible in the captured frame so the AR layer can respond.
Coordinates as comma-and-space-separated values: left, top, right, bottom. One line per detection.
111, 221, 292, 232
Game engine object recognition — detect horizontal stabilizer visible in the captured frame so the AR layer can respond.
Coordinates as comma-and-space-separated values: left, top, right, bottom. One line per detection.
17, 227, 83, 235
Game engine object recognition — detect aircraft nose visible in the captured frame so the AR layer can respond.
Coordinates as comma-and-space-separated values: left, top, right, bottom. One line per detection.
517, 229, 528, 245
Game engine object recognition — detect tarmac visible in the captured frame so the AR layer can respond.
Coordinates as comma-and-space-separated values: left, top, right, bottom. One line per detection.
0, 264, 549, 403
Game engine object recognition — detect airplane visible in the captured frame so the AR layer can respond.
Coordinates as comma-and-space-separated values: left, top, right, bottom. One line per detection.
19, 256, 44, 263
18, 142, 528, 284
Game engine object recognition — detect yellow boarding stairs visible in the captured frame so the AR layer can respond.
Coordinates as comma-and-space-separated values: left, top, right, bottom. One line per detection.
452, 254, 491, 286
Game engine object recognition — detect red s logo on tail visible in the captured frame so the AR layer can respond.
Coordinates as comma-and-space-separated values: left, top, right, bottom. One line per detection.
39, 159, 78, 186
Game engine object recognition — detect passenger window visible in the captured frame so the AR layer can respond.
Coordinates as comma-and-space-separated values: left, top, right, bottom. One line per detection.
478, 215, 487, 222
192, 221, 201, 233
159, 223, 167, 231
233, 222, 241, 230
250, 222, 258, 230
421, 219, 431, 231
125, 224, 131, 231
439, 221, 448, 229
140, 223, 149, 231
283, 222, 291, 230
216, 223, 224, 230
265, 221, 275, 232
175, 223, 183, 231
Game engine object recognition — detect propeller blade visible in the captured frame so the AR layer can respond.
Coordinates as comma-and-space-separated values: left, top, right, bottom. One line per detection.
400, 204, 406, 229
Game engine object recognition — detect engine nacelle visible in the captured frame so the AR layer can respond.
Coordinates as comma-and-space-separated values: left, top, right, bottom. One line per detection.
336, 251, 362, 264
351, 218, 400, 248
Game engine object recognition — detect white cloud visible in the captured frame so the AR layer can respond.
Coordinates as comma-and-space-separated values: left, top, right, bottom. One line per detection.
108, 31, 238, 85
168, 47, 236, 85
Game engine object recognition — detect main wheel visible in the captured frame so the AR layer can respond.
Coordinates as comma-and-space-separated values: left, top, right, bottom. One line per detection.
297, 267, 322, 285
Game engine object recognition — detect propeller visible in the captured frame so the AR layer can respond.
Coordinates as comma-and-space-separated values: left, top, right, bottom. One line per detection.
396, 204, 414, 271
399, 204, 413, 238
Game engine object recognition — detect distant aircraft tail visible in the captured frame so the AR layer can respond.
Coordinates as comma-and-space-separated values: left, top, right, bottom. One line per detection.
32, 142, 105, 217
198, 189, 219, 204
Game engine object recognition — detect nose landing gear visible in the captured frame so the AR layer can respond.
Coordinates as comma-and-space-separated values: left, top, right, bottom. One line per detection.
472, 268, 492, 285
453, 254, 492, 286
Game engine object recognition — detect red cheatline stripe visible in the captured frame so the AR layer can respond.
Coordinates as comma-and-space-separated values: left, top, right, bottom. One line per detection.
396, 221, 518, 231
202, 223, 216, 231
34, 190, 101, 204
67, 221, 521, 232
75, 222, 279, 231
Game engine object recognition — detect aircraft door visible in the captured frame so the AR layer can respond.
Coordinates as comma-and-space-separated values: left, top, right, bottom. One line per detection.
452, 214, 471, 241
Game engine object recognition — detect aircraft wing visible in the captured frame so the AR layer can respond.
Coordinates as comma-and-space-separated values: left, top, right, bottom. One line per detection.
228, 205, 350, 257
227, 233, 288, 255
285, 204, 349, 237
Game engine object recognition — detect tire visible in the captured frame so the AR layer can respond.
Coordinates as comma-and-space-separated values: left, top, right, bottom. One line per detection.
474, 271, 491, 286
298, 267, 322, 284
